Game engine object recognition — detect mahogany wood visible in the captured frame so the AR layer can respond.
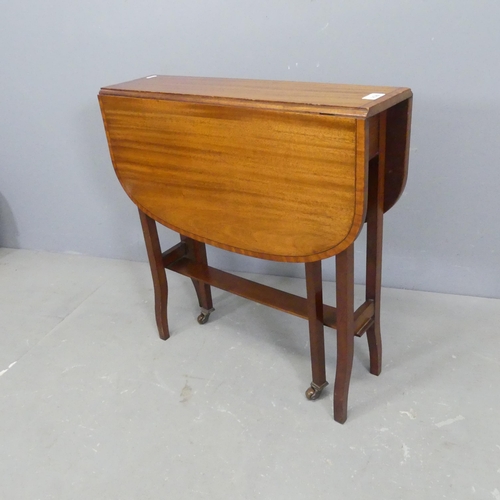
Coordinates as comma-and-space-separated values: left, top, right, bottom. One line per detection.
99, 76, 413, 423
305, 261, 327, 388
181, 236, 213, 312
161, 241, 187, 267
99, 77, 411, 262
139, 209, 169, 340
169, 257, 325, 323
166, 256, 373, 334
384, 98, 412, 212
100, 75, 411, 119
334, 244, 355, 424
353, 300, 375, 338
99, 95, 363, 262
365, 113, 387, 376
368, 115, 379, 160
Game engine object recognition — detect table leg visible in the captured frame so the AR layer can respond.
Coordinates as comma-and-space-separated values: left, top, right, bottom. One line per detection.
334, 244, 355, 424
366, 114, 386, 376
304, 261, 328, 400
181, 236, 214, 324
139, 209, 169, 340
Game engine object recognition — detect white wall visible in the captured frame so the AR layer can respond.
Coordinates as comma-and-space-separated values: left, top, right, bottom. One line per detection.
1, 1, 500, 297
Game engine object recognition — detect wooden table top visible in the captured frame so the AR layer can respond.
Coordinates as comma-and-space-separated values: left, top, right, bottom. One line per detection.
99, 76, 412, 262
100, 75, 412, 118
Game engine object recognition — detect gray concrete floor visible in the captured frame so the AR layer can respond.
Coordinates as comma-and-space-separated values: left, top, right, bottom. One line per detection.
1, 248, 500, 499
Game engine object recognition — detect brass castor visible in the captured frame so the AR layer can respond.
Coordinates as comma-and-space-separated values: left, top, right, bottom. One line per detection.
197, 312, 210, 325
305, 382, 328, 400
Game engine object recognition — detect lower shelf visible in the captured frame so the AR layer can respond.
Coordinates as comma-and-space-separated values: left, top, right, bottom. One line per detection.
167, 257, 374, 335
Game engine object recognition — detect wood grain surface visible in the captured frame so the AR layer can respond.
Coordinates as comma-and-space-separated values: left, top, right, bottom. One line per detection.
383, 97, 412, 212
100, 95, 368, 262
98, 76, 412, 423
100, 75, 412, 118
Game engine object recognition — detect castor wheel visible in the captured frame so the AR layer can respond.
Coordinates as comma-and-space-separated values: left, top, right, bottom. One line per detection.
305, 386, 320, 400
197, 312, 210, 325
305, 382, 328, 400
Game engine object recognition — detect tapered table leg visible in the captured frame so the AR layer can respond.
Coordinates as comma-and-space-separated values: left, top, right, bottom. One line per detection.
366, 113, 387, 375
304, 261, 328, 400
139, 209, 169, 340
334, 244, 355, 423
